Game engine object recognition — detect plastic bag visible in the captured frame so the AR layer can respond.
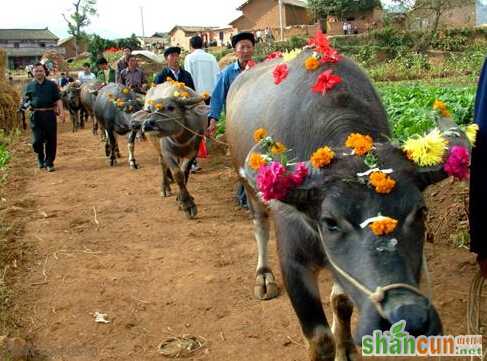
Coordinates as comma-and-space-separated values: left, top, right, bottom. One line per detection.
197, 137, 208, 158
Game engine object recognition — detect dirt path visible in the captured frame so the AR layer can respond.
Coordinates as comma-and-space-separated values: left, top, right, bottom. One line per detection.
1, 120, 480, 361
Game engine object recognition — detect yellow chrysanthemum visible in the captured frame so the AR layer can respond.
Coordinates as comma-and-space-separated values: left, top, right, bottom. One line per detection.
166, 77, 174, 83
402, 128, 448, 167
147, 99, 155, 105
253, 128, 268, 143
465, 123, 479, 146
310, 146, 335, 168
370, 217, 398, 236
271, 142, 287, 155
155, 103, 163, 110
432, 99, 450, 118
248, 153, 267, 170
180, 91, 190, 98
369, 171, 396, 194
283, 49, 301, 62
122, 88, 130, 95
304, 56, 320, 71
173, 90, 180, 97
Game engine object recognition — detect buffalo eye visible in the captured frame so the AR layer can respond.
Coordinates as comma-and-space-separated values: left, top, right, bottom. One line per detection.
167, 105, 175, 112
323, 217, 340, 232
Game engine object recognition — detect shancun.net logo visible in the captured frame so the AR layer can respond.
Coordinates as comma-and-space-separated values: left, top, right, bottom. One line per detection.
362, 320, 482, 357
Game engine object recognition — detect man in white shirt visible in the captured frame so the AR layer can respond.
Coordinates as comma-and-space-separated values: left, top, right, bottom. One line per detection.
184, 35, 220, 105
78, 63, 96, 84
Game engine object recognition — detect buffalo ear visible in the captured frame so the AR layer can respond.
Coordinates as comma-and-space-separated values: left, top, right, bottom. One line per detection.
415, 117, 472, 190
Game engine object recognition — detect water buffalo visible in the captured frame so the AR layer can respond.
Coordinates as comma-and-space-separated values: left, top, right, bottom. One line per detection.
93, 83, 144, 168
80, 80, 102, 136
227, 48, 470, 360
140, 82, 208, 219
61, 82, 83, 132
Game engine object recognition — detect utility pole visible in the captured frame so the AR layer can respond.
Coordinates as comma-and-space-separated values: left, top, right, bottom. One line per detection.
278, 0, 284, 41
140, 6, 145, 37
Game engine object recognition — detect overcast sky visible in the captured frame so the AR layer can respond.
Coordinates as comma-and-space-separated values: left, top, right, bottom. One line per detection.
1, 0, 243, 39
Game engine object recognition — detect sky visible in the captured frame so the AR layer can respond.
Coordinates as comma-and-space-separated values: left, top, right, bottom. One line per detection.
0, 0, 244, 39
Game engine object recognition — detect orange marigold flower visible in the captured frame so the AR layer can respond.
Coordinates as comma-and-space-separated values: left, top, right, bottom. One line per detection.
310, 146, 335, 168
369, 171, 396, 194
180, 91, 190, 98
370, 217, 398, 236
304, 56, 320, 71
271, 142, 287, 155
253, 128, 268, 143
201, 91, 209, 99
345, 133, 374, 156
432, 99, 450, 118
248, 153, 267, 170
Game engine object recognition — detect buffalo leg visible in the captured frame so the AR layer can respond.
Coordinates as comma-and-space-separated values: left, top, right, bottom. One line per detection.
127, 130, 138, 169
79, 109, 85, 129
106, 130, 117, 166
163, 154, 197, 218
247, 192, 279, 300
330, 283, 357, 361
159, 153, 172, 197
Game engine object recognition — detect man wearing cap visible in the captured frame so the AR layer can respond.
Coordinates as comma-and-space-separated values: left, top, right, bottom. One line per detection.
96, 57, 116, 84
208, 32, 255, 208
207, 31, 255, 136
154, 46, 195, 89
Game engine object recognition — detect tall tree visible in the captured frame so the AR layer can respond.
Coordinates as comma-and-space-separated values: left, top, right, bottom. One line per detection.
62, 0, 97, 56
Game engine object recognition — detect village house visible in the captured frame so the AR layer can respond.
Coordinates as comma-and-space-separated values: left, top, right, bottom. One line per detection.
229, 0, 313, 33
407, 0, 487, 30
137, 35, 167, 53
326, 7, 384, 35
0, 28, 63, 69
168, 26, 220, 50
57, 36, 88, 59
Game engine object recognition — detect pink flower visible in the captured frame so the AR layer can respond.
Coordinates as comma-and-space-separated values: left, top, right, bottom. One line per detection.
255, 161, 308, 202
443, 145, 470, 180
312, 69, 342, 95
273, 63, 289, 85
266, 51, 283, 61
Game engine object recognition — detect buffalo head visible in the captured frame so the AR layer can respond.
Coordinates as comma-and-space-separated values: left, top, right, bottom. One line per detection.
240, 117, 473, 342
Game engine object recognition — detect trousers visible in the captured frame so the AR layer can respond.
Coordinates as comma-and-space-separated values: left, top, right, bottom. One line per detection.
31, 111, 57, 166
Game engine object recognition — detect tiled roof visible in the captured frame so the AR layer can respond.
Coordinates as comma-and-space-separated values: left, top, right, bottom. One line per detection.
0, 28, 59, 41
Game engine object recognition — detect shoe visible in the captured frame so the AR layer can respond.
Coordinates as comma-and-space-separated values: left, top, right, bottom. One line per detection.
46, 166, 56, 172
191, 164, 202, 173
38, 162, 45, 169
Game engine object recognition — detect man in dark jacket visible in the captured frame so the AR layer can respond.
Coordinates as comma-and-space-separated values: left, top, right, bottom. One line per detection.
23, 63, 65, 171
470, 57, 487, 278
96, 57, 116, 84
154, 47, 195, 90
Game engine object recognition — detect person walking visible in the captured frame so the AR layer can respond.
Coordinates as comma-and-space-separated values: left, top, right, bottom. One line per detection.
470, 56, 487, 278
184, 35, 220, 104
154, 46, 195, 89
23, 63, 64, 172
208, 32, 256, 208
118, 55, 147, 93
78, 63, 96, 84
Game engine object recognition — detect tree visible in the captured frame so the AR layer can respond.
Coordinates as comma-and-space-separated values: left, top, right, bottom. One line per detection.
88, 34, 116, 64
391, 0, 465, 51
116, 34, 141, 51
307, 0, 380, 26
62, 0, 97, 56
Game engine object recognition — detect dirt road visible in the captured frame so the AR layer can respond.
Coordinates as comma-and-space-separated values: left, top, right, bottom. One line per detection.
1, 121, 479, 361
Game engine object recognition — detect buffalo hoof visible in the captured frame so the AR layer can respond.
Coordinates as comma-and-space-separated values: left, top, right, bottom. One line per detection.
116, 151, 122, 158
129, 160, 138, 170
184, 204, 198, 219
109, 158, 117, 166
160, 187, 172, 197
254, 272, 279, 300
334, 347, 358, 361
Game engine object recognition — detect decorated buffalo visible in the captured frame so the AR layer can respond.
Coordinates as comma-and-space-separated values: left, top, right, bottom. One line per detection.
93, 83, 144, 168
140, 81, 208, 219
226, 34, 474, 361
61, 81, 83, 132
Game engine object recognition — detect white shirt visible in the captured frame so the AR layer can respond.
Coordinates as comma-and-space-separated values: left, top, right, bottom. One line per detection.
78, 71, 96, 84
184, 49, 220, 94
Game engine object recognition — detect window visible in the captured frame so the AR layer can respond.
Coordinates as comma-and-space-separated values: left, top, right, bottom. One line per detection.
40, 43, 46, 48
14, 43, 19, 48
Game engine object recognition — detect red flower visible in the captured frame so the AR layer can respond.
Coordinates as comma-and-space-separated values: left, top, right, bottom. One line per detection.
312, 69, 342, 95
321, 48, 342, 63
266, 51, 283, 61
245, 60, 256, 70
273, 63, 289, 85
307, 30, 331, 54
